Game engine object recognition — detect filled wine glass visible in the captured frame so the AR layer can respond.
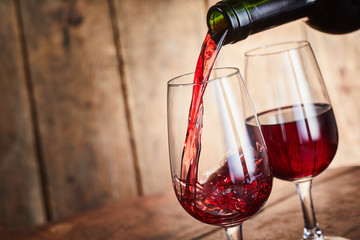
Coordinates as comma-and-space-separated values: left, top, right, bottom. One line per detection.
244, 41, 346, 240
167, 67, 273, 240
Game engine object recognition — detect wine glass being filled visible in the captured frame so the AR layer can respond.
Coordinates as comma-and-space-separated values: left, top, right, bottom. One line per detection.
244, 41, 346, 240
167, 67, 273, 240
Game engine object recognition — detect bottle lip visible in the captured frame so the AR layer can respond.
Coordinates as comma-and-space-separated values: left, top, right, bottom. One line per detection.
245, 40, 310, 57
207, 1, 251, 44
207, 5, 235, 44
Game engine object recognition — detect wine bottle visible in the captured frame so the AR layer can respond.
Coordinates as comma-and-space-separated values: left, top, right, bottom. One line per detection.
207, 0, 360, 44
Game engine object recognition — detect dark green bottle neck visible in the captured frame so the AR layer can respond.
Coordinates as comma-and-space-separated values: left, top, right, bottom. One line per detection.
207, 0, 317, 44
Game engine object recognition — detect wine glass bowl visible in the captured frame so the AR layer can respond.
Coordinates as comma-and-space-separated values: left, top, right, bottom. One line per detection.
244, 41, 346, 240
167, 67, 272, 238
254, 103, 337, 181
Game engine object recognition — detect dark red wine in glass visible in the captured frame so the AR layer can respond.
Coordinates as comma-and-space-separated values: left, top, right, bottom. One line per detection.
167, 32, 273, 238
172, 28, 272, 230
246, 103, 338, 181
244, 41, 346, 239
175, 146, 272, 226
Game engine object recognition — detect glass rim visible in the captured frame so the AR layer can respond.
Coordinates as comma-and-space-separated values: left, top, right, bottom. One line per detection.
244, 40, 310, 57
167, 67, 240, 87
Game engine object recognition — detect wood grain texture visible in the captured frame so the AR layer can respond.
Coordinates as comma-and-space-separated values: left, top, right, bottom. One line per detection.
0, 0, 45, 229
18, 0, 137, 220
1, 167, 358, 239
0, 192, 216, 240
112, 0, 209, 195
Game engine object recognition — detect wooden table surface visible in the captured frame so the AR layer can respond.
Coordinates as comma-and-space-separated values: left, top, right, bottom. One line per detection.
1, 166, 359, 240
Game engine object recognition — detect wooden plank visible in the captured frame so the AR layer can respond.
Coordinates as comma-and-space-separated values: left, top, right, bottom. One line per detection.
112, 0, 209, 195
1, 166, 358, 239
303, 28, 360, 168
18, 0, 137, 220
0, 192, 217, 240
0, 0, 46, 228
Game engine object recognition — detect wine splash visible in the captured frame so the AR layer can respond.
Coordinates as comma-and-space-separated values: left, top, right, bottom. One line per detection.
175, 146, 272, 226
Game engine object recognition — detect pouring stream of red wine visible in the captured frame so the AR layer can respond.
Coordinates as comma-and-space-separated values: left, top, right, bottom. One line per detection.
176, 29, 272, 225
180, 29, 228, 196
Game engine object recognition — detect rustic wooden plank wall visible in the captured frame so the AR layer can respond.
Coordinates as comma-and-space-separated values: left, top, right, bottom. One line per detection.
18, 0, 138, 221
0, 0, 46, 228
112, 0, 207, 195
0, 0, 359, 229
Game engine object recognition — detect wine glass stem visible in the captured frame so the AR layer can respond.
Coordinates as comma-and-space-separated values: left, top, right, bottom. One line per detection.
225, 224, 243, 240
295, 179, 324, 240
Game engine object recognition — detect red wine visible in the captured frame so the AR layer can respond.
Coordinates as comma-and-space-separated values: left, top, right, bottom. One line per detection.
174, 147, 272, 226
180, 30, 227, 194
176, 29, 272, 227
246, 103, 338, 181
